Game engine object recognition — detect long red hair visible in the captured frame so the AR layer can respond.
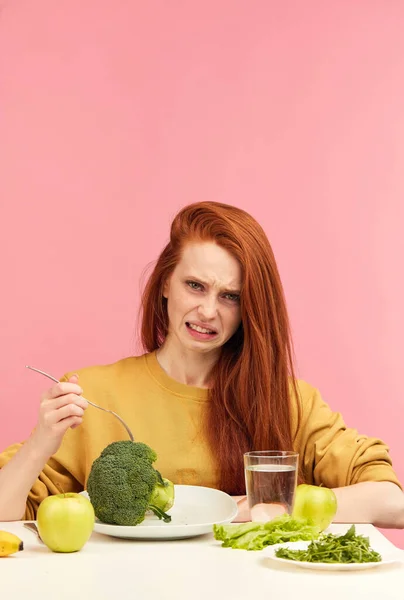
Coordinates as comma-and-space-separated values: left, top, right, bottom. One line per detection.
140, 201, 300, 494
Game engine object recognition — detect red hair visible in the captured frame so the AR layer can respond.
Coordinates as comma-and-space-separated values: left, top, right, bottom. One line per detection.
140, 202, 300, 494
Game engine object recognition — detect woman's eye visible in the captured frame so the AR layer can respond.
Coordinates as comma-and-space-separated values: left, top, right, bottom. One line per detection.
223, 293, 240, 302
187, 281, 203, 291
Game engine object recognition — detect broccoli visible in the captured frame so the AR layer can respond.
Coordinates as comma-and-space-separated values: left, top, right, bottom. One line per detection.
86, 440, 175, 526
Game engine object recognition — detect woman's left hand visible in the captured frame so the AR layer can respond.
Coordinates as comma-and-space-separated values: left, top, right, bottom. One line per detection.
231, 495, 250, 522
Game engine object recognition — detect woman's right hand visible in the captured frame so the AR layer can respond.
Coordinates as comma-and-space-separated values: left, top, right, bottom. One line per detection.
30, 375, 89, 459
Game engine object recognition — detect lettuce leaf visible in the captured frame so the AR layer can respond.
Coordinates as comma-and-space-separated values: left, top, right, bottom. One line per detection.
213, 514, 321, 551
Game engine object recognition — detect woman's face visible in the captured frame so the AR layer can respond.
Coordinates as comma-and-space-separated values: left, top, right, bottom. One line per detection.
163, 241, 242, 355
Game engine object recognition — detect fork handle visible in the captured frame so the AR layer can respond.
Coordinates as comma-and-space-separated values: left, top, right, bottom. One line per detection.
26, 366, 96, 406
25, 365, 135, 441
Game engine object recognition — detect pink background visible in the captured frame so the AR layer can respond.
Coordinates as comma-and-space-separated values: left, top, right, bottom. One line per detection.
0, 1, 403, 546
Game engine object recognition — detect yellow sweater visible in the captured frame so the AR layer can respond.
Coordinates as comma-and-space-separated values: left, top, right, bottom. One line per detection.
0, 351, 401, 520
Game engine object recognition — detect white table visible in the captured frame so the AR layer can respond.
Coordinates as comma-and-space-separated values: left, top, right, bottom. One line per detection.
1, 521, 403, 600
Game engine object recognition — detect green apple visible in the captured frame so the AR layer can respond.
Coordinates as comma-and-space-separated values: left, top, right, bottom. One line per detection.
292, 484, 337, 531
37, 493, 95, 553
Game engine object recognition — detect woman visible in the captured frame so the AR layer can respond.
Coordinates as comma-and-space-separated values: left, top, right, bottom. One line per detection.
0, 201, 403, 526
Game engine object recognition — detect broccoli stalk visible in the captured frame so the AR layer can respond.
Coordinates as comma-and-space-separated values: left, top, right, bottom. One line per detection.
148, 472, 175, 522
86, 440, 175, 526
148, 505, 171, 523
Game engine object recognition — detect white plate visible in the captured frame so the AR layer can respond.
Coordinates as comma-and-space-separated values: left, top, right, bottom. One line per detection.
80, 485, 238, 540
265, 540, 404, 571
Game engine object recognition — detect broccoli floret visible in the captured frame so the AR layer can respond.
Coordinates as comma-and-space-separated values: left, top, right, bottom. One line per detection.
86, 440, 174, 526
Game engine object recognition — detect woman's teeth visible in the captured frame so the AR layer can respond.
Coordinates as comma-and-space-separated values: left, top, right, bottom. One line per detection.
188, 323, 215, 334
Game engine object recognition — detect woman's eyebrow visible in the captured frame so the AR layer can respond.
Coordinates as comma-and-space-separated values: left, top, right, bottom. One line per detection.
184, 274, 240, 294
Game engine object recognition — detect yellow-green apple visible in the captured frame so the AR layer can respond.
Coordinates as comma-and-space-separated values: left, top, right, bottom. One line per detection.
292, 484, 337, 531
37, 493, 95, 552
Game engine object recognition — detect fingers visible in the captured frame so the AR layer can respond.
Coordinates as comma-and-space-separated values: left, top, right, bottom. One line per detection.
53, 403, 85, 423
42, 402, 83, 427
43, 381, 83, 401
46, 393, 88, 411
33, 373, 87, 456
37, 372, 91, 443
54, 415, 83, 434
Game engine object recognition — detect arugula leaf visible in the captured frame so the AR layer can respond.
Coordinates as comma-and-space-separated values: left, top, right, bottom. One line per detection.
275, 525, 382, 563
213, 514, 321, 551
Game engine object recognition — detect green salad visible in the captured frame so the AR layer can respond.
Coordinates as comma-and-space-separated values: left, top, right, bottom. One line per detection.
213, 514, 321, 551
275, 525, 382, 564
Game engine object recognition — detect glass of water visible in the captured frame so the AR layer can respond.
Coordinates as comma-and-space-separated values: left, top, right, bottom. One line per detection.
244, 451, 299, 522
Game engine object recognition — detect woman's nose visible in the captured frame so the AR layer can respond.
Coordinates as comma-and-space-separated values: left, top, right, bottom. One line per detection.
197, 296, 218, 320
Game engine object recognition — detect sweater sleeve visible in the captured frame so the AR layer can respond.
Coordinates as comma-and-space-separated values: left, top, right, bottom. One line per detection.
0, 441, 83, 520
293, 381, 402, 490
0, 374, 85, 520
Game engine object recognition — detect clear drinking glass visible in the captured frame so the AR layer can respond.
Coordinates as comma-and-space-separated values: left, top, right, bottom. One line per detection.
244, 451, 299, 521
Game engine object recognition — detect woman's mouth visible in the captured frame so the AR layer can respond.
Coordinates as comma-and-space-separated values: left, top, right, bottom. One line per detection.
186, 322, 218, 340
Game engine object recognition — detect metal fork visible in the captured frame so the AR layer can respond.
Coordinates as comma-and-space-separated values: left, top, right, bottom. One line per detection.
25, 365, 134, 441
23, 522, 44, 543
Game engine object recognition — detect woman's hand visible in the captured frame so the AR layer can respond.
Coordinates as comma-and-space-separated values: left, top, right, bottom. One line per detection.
30, 375, 88, 459
0, 375, 88, 521
231, 495, 250, 522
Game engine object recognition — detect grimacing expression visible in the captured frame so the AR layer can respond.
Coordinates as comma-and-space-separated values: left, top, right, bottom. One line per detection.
163, 242, 242, 354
